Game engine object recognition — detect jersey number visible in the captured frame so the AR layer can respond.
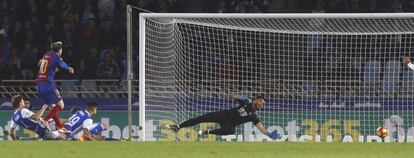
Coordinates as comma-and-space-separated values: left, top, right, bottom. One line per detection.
70, 116, 80, 125
39, 59, 49, 74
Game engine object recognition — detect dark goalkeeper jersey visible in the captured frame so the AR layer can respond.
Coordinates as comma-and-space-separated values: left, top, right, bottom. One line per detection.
224, 96, 261, 126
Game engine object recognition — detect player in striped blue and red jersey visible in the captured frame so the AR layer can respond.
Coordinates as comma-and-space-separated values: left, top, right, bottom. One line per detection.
35, 41, 74, 129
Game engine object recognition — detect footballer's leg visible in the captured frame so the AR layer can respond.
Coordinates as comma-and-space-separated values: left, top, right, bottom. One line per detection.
88, 123, 107, 136
78, 123, 108, 141
43, 89, 64, 129
167, 111, 226, 132
199, 122, 235, 136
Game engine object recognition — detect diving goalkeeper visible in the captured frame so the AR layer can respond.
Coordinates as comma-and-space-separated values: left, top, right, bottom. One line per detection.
404, 56, 414, 69
166, 94, 280, 140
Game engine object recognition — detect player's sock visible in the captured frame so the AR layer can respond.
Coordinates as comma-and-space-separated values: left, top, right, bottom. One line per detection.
45, 106, 63, 128
165, 124, 180, 132
105, 138, 120, 141
63, 123, 71, 132
198, 129, 209, 137
53, 115, 63, 129
88, 124, 105, 135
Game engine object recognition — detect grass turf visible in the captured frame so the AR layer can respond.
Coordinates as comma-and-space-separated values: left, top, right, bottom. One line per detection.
0, 141, 413, 158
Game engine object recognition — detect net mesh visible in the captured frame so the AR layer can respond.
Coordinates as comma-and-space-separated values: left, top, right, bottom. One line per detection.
140, 14, 414, 142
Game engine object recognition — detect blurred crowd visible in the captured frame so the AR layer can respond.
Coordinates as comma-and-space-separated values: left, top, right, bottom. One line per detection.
0, 0, 412, 80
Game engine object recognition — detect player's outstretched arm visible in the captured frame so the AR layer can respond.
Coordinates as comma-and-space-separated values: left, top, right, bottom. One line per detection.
231, 94, 252, 104
81, 128, 96, 141
230, 94, 241, 100
255, 122, 269, 135
403, 56, 414, 71
255, 122, 280, 140
30, 104, 48, 121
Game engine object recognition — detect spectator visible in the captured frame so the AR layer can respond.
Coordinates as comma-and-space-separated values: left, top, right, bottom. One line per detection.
99, 21, 115, 47
80, 4, 96, 26
20, 43, 36, 79
0, 28, 9, 62
0, 1, 9, 17
232, 0, 246, 13
3, 0, 414, 82
80, 20, 100, 49
98, 0, 115, 21
80, 47, 99, 79
96, 53, 120, 79
4, 59, 22, 80
0, 57, 7, 78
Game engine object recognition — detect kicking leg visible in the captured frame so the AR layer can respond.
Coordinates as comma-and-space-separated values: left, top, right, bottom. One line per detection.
44, 101, 64, 129
44, 89, 64, 129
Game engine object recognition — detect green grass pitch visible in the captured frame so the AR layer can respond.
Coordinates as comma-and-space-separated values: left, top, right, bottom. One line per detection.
0, 141, 413, 158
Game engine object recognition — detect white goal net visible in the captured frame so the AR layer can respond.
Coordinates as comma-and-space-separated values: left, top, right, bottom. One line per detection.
137, 13, 414, 142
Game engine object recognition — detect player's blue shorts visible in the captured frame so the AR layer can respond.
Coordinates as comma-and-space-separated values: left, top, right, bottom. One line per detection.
36, 82, 62, 105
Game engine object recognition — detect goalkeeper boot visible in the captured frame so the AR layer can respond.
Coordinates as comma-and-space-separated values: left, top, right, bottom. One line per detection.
198, 129, 209, 138
165, 124, 180, 132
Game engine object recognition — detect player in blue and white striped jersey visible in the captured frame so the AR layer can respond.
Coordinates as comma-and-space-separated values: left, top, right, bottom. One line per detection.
66, 101, 107, 141
8, 95, 66, 140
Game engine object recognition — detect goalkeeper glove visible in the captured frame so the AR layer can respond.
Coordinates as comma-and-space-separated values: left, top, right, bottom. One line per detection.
267, 130, 281, 140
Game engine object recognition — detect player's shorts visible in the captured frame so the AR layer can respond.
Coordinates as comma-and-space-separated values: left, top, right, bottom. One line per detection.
36, 82, 62, 105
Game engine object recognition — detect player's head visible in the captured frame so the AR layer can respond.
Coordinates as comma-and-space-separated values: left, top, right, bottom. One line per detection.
50, 41, 63, 55
11, 95, 24, 110
70, 106, 82, 114
86, 101, 98, 116
23, 97, 32, 110
252, 95, 266, 110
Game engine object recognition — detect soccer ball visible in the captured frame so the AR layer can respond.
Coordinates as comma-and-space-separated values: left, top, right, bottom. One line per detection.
376, 127, 388, 138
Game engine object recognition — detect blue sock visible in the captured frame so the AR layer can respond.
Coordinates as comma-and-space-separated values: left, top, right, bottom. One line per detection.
88, 124, 104, 135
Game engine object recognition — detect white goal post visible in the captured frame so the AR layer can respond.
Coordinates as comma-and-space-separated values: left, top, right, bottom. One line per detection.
133, 10, 414, 142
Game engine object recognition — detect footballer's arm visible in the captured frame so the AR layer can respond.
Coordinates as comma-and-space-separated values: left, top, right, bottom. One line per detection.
230, 94, 241, 101
81, 128, 96, 141
255, 122, 271, 135
57, 57, 75, 74
30, 104, 48, 121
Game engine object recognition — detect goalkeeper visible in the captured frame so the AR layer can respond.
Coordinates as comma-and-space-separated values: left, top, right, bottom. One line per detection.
404, 56, 414, 69
166, 94, 280, 140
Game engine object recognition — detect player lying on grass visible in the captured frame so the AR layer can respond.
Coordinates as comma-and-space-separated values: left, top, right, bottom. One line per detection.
35, 41, 74, 130
65, 101, 108, 141
46, 106, 81, 131
8, 95, 66, 140
166, 94, 280, 140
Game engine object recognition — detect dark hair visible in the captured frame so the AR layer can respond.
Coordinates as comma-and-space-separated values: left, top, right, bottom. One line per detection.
86, 101, 97, 109
50, 41, 63, 52
70, 106, 82, 114
11, 95, 23, 109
